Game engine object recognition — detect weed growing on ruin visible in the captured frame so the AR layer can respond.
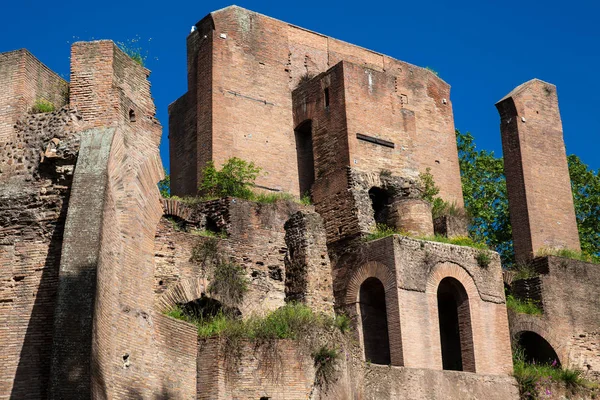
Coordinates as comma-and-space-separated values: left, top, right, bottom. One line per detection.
190, 237, 220, 267
253, 192, 295, 204
333, 314, 351, 333
200, 157, 261, 199
475, 250, 492, 268
512, 346, 594, 399
536, 247, 600, 264
510, 262, 539, 280
425, 66, 439, 76
364, 223, 400, 241
417, 234, 488, 250
208, 261, 248, 307
505, 294, 542, 315
189, 228, 226, 238
312, 346, 339, 387
300, 193, 312, 206
116, 36, 149, 66
31, 99, 55, 114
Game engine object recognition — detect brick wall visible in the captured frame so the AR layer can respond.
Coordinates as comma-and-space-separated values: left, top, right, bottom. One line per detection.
497, 79, 580, 261
336, 235, 513, 375
0, 49, 67, 146
170, 6, 464, 205
0, 109, 80, 400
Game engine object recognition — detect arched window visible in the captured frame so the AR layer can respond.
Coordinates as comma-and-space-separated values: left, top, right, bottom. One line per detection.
437, 277, 475, 372
359, 277, 391, 365
294, 120, 315, 197
368, 187, 391, 224
517, 331, 560, 366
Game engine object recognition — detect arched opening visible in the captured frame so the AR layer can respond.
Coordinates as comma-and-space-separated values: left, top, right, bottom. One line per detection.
294, 120, 315, 197
359, 277, 391, 365
204, 216, 222, 235
437, 277, 475, 372
129, 109, 136, 122
517, 331, 560, 366
368, 187, 392, 224
179, 296, 241, 320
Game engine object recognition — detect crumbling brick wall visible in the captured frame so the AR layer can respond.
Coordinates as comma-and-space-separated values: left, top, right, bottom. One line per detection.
0, 108, 80, 400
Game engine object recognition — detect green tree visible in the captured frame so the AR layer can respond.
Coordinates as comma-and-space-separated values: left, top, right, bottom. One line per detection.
456, 130, 513, 263
567, 155, 600, 258
158, 171, 170, 198
199, 157, 261, 199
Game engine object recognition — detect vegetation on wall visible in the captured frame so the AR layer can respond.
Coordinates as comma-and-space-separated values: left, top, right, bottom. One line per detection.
31, 99, 55, 114
512, 346, 596, 399
158, 171, 170, 198
116, 36, 149, 66
505, 294, 542, 315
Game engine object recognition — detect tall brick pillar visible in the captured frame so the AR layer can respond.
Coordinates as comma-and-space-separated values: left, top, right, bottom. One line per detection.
496, 79, 580, 262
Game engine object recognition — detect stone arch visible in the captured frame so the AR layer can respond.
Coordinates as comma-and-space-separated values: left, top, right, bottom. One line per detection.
155, 277, 209, 313
517, 331, 561, 366
344, 261, 403, 366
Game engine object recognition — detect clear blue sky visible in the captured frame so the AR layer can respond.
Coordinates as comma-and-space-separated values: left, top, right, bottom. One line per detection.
2, 0, 599, 173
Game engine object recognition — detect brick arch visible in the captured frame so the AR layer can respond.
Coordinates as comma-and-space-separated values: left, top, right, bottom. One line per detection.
344, 261, 403, 366
426, 261, 480, 301
155, 277, 209, 313
161, 198, 193, 221
509, 317, 567, 365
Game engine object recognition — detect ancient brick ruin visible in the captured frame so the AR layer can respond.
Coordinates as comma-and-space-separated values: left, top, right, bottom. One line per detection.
0, 5, 598, 400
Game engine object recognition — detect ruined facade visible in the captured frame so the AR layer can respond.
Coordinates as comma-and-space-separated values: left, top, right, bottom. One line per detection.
0, 5, 598, 400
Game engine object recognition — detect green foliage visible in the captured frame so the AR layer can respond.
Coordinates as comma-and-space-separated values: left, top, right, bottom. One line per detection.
334, 314, 351, 334
456, 130, 514, 264
116, 37, 148, 66
158, 171, 170, 198
511, 262, 539, 280
190, 238, 220, 267
300, 193, 312, 206
568, 155, 600, 259
31, 99, 55, 114
252, 192, 295, 204
536, 247, 600, 264
417, 234, 488, 250
364, 223, 400, 241
512, 346, 591, 399
199, 157, 262, 199
189, 229, 226, 238
208, 262, 248, 307
506, 294, 542, 315
475, 250, 491, 268
312, 346, 339, 387
419, 167, 440, 203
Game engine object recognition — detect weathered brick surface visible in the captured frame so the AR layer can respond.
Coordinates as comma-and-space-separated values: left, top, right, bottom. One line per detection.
154, 198, 310, 316
509, 256, 600, 381
0, 108, 80, 400
497, 79, 580, 261
170, 6, 464, 205
284, 211, 333, 314
335, 235, 512, 375
0, 49, 68, 146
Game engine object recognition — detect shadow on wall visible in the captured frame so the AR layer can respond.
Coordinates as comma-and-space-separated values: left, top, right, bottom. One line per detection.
10, 186, 70, 399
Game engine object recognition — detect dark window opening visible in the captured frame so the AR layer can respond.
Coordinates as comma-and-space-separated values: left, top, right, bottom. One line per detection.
179, 296, 241, 320
204, 216, 221, 234
324, 87, 330, 108
129, 109, 136, 122
437, 277, 475, 372
369, 187, 392, 224
294, 120, 315, 197
518, 331, 560, 366
359, 277, 391, 365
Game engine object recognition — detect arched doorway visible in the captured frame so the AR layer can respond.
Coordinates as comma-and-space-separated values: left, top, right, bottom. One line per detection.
437, 277, 476, 372
294, 120, 315, 197
517, 331, 560, 366
359, 277, 391, 365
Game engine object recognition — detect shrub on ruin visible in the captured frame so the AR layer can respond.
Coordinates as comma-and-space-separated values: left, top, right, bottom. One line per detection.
417, 234, 488, 250
312, 345, 339, 388
208, 261, 248, 307
536, 247, 600, 264
364, 223, 400, 241
116, 36, 148, 66
199, 157, 261, 199
475, 250, 491, 268
31, 99, 55, 114
505, 294, 542, 316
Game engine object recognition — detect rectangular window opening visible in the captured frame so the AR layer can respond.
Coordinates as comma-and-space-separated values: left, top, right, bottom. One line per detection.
356, 133, 395, 149
324, 87, 330, 109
